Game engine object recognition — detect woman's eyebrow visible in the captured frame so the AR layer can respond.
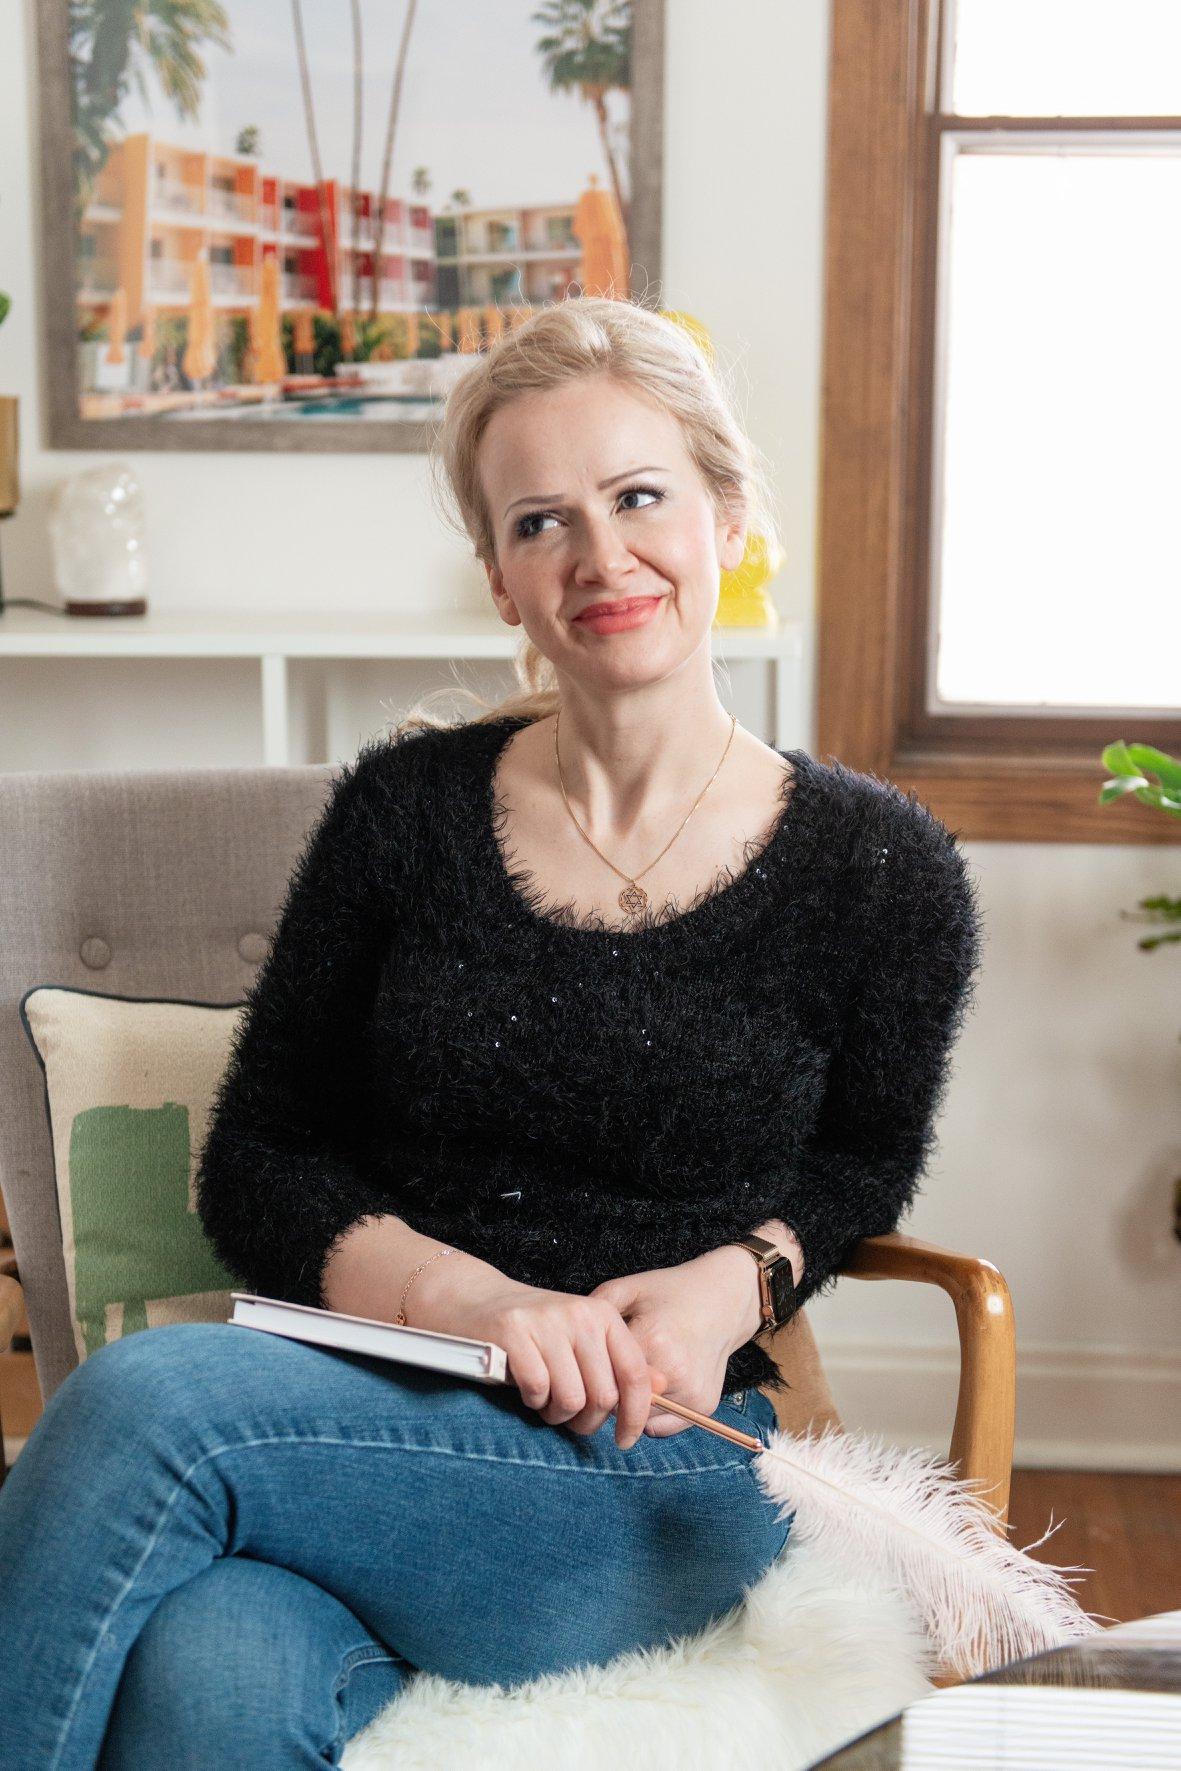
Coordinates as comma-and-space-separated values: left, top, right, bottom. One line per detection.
504, 465, 670, 519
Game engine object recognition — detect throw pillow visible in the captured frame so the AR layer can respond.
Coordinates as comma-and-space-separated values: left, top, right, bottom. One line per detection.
19, 985, 246, 1362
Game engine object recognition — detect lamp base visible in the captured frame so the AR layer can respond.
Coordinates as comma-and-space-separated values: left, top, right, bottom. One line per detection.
64, 599, 148, 617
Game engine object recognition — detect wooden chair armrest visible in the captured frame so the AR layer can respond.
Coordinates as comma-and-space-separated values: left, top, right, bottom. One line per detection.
0, 1272, 24, 1352
839, 1232, 1016, 1529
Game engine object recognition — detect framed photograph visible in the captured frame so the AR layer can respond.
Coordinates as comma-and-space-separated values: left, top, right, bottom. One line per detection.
35, 0, 665, 454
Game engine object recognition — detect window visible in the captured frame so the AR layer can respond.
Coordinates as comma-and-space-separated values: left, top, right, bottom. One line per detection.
819, 0, 1181, 843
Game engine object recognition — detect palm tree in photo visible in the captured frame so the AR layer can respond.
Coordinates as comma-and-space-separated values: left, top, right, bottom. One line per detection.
369, 0, 421, 322
531, 0, 632, 235
289, 0, 337, 315
69, 0, 232, 211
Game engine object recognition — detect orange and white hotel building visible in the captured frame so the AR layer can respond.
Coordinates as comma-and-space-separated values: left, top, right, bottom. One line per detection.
78, 132, 439, 332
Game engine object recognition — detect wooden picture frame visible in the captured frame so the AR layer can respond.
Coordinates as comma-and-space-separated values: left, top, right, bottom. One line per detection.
35, 0, 666, 455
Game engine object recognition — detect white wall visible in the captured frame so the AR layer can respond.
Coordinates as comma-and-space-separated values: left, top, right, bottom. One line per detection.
2, 0, 1178, 1466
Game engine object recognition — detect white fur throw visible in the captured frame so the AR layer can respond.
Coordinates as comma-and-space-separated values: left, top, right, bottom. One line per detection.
340, 1536, 938, 1771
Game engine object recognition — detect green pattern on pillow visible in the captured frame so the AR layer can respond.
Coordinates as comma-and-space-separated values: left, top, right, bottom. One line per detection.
20, 987, 247, 1361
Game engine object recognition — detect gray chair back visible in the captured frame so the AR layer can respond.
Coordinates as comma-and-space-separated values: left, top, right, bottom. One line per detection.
0, 764, 334, 1402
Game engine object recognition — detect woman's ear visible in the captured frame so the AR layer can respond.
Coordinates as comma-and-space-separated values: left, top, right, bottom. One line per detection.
716, 492, 749, 574
486, 557, 522, 626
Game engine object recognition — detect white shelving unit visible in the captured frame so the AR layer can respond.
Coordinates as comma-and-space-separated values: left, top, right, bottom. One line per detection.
0, 605, 808, 765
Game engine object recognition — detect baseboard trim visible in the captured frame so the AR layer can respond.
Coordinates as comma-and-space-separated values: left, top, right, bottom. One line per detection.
820, 1339, 1181, 1471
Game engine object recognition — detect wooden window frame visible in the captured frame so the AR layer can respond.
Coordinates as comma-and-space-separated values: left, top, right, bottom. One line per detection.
819, 0, 1181, 843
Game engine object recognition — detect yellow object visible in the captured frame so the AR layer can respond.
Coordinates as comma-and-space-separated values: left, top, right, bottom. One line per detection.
716, 530, 784, 627
659, 309, 783, 628
659, 309, 715, 366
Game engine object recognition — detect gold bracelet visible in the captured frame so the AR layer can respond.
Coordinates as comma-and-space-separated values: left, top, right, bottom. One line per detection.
394, 1245, 457, 1326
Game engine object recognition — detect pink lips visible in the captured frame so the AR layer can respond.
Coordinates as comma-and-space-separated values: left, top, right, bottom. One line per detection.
573, 595, 664, 631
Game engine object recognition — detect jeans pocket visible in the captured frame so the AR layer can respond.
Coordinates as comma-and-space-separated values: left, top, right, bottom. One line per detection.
738, 1387, 781, 1448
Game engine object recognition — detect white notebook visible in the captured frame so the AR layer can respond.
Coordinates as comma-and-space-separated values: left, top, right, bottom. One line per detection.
228, 1292, 511, 1385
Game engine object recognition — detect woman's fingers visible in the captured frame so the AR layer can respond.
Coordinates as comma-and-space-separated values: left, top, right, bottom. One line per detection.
605, 1323, 664, 1450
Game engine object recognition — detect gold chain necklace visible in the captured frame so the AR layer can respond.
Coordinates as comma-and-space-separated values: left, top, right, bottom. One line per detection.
553, 709, 739, 918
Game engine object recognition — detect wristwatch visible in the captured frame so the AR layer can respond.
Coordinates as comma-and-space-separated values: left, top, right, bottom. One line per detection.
730, 1234, 798, 1335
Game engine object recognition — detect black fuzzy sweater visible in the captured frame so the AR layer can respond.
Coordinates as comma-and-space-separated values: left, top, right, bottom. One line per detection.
196, 713, 984, 1399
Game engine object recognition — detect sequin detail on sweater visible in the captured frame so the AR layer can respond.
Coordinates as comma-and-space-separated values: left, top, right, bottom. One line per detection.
196, 714, 984, 1399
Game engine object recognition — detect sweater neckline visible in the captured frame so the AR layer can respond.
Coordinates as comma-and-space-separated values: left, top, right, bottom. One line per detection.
475, 713, 816, 943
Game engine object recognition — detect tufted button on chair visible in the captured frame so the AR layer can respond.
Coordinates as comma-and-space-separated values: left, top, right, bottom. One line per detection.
0, 764, 1016, 1768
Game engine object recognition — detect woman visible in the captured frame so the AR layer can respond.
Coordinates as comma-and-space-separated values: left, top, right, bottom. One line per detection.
0, 298, 982, 1766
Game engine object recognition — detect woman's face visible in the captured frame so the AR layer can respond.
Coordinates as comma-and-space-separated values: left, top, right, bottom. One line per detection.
479, 375, 747, 690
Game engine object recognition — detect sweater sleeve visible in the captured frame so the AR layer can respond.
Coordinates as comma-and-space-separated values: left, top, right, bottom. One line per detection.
772, 784, 984, 1311
195, 734, 416, 1308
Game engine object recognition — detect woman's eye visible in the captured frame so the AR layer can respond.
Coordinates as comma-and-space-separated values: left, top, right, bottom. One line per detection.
514, 484, 665, 541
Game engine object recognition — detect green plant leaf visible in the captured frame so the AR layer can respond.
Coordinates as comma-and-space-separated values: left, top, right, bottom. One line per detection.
1138, 929, 1181, 952
1124, 745, 1181, 790
0, 291, 9, 328
1098, 775, 1149, 803
1101, 740, 1139, 776
1138, 896, 1181, 919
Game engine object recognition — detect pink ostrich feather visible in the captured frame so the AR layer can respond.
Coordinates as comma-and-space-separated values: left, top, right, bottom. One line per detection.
747, 1421, 1107, 1680
653, 1393, 1108, 1682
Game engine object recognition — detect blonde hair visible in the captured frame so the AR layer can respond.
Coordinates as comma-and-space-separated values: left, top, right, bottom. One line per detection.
393, 296, 781, 736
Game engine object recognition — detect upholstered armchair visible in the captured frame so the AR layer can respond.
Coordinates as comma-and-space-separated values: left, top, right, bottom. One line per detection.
0, 763, 1016, 1763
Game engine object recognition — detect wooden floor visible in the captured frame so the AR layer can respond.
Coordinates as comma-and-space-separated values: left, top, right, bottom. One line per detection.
1007, 1467, 1181, 1625
3, 1349, 1179, 1624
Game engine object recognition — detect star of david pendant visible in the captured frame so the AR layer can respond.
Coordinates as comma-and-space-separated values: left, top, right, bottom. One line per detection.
618, 881, 649, 915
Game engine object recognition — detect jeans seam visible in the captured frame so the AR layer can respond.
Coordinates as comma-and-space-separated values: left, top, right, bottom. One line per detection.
336, 1646, 400, 1684
49, 1433, 751, 1766
330, 1648, 404, 1759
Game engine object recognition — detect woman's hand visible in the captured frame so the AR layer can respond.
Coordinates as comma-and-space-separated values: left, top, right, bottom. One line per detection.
440, 1274, 671, 1450
588, 1227, 805, 1437
587, 1252, 755, 1437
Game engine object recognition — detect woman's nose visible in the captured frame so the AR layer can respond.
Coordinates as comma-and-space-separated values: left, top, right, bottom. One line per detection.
572, 514, 634, 585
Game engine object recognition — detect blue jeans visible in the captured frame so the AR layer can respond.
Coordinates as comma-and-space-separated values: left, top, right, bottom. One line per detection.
0, 1322, 792, 1768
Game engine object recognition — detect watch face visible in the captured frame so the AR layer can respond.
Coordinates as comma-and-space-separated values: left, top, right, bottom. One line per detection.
768, 1259, 797, 1324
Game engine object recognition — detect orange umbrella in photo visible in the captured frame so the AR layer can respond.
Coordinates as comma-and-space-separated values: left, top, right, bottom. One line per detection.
572, 174, 630, 299
255, 255, 286, 382
183, 256, 215, 383
104, 288, 127, 365
292, 307, 316, 369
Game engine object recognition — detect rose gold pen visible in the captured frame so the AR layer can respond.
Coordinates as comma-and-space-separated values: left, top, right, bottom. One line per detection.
646, 1392, 764, 1452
